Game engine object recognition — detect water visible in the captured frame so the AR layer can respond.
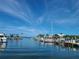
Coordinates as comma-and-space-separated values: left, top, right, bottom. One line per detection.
0, 38, 79, 59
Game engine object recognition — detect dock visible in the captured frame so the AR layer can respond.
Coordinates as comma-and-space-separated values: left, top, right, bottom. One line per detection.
35, 33, 79, 48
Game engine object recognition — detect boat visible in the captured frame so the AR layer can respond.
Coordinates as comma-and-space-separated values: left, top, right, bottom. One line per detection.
0, 33, 7, 43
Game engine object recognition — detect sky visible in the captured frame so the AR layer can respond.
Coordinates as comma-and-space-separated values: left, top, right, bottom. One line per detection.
0, 0, 79, 36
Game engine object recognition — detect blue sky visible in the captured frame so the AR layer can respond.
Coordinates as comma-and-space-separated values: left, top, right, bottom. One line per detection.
0, 0, 79, 36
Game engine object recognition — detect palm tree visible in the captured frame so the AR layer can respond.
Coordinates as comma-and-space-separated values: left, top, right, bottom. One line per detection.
37, 34, 44, 38
54, 34, 59, 39
45, 34, 49, 39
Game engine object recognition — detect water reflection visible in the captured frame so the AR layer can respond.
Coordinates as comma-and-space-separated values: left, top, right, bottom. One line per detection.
0, 38, 79, 57
0, 43, 7, 51
40, 42, 79, 52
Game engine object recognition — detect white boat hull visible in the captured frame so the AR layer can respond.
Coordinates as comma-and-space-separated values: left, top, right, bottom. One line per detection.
0, 37, 7, 43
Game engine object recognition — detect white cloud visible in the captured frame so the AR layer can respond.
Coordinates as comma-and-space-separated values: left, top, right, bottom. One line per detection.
0, 26, 48, 36
53, 18, 78, 25
0, 0, 33, 24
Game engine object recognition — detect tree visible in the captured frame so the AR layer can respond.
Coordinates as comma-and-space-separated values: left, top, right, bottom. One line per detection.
53, 34, 59, 39
45, 34, 49, 38
37, 34, 44, 38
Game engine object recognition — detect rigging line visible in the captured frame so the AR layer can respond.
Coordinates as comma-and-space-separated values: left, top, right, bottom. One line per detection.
44, 0, 50, 34
44, 0, 53, 34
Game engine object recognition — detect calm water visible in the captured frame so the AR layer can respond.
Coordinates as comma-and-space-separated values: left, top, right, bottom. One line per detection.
0, 38, 79, 59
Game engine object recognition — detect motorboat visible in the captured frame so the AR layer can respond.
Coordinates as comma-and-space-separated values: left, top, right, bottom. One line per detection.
0, 33, 7, 43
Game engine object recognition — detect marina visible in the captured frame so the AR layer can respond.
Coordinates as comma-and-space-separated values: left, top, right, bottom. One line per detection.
0, 0, 79, 59
0, 37, 79, 59
36, 33, 79, 48
0, 33, 79, 59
